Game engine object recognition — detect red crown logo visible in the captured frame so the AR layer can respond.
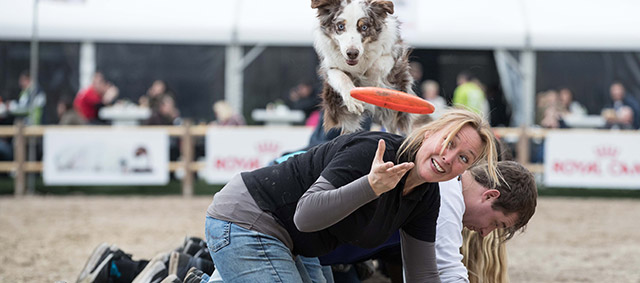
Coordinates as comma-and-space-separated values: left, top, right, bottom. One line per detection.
595, 146, 618, 157
257, 141, 280, 153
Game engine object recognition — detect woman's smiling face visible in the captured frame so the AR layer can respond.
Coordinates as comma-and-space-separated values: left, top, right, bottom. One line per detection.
413, 124, 483, 183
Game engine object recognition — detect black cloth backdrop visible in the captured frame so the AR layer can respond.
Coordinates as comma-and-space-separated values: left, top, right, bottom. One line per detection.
96, 43, 225, 123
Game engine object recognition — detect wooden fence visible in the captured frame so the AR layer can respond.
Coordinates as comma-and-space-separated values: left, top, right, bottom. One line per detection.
0, 121, 546, 197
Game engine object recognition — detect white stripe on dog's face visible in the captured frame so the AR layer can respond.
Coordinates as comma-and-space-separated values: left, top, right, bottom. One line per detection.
334, 0, 367, 66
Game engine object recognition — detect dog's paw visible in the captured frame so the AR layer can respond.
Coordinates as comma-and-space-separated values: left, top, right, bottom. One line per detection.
343, 96, 366, 114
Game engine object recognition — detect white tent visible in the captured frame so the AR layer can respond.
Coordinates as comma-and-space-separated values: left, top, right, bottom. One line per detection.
4, 0, 640, 49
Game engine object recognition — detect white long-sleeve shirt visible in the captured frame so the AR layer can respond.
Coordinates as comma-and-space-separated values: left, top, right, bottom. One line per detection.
436, 178, 469, 283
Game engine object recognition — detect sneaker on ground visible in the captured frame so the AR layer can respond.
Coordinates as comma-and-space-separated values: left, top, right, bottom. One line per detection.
159, 274, 181, 283
132, 252, 170, 283
168, 251, 214, 281
185, 267, 204, 279
183, 272, 203, 283
76, 243, 113, 283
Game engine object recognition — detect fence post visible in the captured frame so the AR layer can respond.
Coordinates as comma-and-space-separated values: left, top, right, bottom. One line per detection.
14, 119, 26, 196
517, 125, 530, 166
181, 119, 194, 197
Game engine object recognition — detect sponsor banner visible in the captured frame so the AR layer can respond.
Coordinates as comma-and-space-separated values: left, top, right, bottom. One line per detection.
202, 127, 313, 184
544, 131, 640, 189
43, 128, 169, 185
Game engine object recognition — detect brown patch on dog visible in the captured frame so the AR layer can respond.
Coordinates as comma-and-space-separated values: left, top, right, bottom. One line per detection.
313, 0, 346, 36
368, 0, 394, 15
311, 0, 342, 9
357, 18, 378, 42
320, 81, 348, 131
386, 47, 412, 93
361, 1, 394, 43
386, 47, 414, 133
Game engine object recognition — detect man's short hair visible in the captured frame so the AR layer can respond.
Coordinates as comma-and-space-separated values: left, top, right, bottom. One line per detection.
469, 161, 537, 240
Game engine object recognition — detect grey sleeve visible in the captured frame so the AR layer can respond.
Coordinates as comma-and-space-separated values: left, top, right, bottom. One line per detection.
294, 175, 378, 232
401, 229, 441, 283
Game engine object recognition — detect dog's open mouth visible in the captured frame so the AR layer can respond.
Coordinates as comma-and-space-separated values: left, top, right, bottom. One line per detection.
346, 59, 358, 66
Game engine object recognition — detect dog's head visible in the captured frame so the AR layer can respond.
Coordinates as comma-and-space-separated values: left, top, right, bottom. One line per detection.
312, 0, 394, 66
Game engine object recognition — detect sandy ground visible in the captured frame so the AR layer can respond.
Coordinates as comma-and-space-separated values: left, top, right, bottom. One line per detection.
0, 196, 639, 283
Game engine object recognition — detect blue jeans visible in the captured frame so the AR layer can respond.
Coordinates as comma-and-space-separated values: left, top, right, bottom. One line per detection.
205, 216, 327, 283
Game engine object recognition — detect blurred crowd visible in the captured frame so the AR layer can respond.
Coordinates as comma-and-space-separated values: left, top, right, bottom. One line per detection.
536, 81, 640, 130
2, 66, 639, 164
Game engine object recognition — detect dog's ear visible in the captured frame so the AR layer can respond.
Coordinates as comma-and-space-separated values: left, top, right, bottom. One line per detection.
311, 0, 334, 9
371, 0, 394, 15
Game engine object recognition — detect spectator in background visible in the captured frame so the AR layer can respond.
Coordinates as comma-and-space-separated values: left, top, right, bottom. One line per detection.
287, 81, 321, 125
558, 87, 587, 117
145, 95, 181, 125
536, 90, 567, 129
409, 61, 423, 96
211, 100, 245, 126
9, 70, 46, 125
453, 70, 489, 122
74, 71, 119, 124
601, 81, 640, 129
57, 95, 87, 125
602, 106, 635, 130
139, 79, 174, 112
0, 95, 13, 162
421, 80, 447, 120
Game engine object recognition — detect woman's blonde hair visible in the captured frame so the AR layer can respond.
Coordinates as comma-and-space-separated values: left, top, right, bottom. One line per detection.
462, 228, 509, 283
398, 108, 500, 186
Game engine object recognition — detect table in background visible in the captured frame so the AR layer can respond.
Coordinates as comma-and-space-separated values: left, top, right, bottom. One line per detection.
99, 106, 151, 126
251, 107, 305, 126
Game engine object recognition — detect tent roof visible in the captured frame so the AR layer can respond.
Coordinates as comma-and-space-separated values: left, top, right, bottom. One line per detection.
1, 0, 639, 51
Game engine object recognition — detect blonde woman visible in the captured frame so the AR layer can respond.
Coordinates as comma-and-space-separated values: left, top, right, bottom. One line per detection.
205, 109, 499, 282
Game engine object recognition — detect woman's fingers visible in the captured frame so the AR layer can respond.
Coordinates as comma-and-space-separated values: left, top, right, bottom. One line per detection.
386, 162, 414, 174
374, 139, 386, 164
385, 163, 414, 178
368, 139, 415, 196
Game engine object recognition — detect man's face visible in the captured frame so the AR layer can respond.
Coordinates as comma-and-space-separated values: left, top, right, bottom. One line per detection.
19, 74, 30, 89
462, 173, 519, 237
610, 83, 625, 102
92, 74, 109, 94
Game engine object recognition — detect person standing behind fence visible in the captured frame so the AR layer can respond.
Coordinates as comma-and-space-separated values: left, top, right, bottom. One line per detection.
139, 79, 174, 113
6, 70, 47, 126
287, 81, 322, 126
57, 95, 87, 125
558, 87, 587, 117
73, 71, 119, 124
452, 71, 489, 122
211, 100, 245, 126
601, 81, 640, 129
145, 95, 181, 126
422, 80, 448, 120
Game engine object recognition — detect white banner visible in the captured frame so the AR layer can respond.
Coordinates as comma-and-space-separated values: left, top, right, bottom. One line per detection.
202, 126, 313, 184
544, 131, 640, 189
43, 128, 169, 185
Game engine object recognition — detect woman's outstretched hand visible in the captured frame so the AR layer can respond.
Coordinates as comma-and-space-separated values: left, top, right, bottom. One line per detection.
368, 139, 415, 196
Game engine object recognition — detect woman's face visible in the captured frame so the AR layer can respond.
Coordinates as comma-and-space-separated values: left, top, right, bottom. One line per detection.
413, 124, 484, 183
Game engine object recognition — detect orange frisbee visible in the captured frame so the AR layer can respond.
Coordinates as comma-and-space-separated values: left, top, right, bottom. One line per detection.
350, 87, 435, 114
